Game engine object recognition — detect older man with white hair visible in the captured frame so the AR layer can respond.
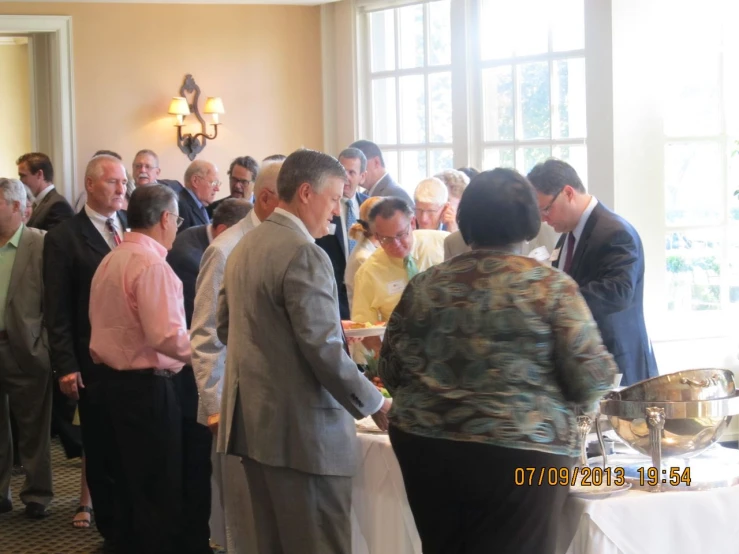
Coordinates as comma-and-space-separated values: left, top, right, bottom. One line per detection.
190, 160, 282, 553
178, 160, 221, 233
0, 178, 52, 519
413, 177, 450, 231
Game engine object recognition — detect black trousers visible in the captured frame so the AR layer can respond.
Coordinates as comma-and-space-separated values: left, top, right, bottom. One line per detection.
172, 366, 213, 554
77, 376, 119, 544
103, 370, 183, 554
389, 426, 573, 554
51, 378, 82, 459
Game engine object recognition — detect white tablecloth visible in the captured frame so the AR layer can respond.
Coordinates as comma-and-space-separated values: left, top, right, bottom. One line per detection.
353, 433, 739, 554
351, 433, 422, 554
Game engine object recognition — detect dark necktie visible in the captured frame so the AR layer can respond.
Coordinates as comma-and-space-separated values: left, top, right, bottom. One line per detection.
105, 218, 122, 247
563, 232, 576, 274
200, 205, 210, 223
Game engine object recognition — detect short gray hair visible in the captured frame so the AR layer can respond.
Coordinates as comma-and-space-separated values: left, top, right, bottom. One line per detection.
213, 198, 251, 228
414, 177, 448, 205
127, 184, 177, 229
253, 160, 283, 196
338, 147, 367, 173
434, 169, 470, 199
277, 149, 346, 203
86, 155, 126, 182
184, 160, 213, 187
0, 178, 27, 211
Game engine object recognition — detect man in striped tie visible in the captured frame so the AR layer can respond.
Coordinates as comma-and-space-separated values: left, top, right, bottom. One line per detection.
315, 148, 370, 319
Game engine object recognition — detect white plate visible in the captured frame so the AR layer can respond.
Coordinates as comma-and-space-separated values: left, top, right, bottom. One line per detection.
569, 482, 632, 500
345, 326, 386, 338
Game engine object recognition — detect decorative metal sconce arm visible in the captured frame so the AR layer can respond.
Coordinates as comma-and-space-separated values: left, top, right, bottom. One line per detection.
172, 74, 223, 161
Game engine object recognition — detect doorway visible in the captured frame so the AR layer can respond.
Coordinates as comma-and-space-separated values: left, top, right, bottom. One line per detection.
0, 15, 76, 199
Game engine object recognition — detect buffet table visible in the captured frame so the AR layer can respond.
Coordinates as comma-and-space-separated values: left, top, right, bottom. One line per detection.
352, 433, 739, 554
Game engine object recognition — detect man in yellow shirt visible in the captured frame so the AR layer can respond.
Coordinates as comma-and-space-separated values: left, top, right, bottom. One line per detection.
351, 198, 447, 324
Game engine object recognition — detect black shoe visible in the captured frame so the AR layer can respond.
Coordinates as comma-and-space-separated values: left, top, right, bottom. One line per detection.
0, 498, 12, 514
24, 502, 50, 519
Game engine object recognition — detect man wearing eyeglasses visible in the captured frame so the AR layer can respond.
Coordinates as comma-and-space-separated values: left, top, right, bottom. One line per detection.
413, 177, 450, 231
178, 160, 221, 233
89, 184, 192, 554
528, 158, 658, 387
132, 149, 184, 194
206, 156, 258, 219
352, 198, 447, 324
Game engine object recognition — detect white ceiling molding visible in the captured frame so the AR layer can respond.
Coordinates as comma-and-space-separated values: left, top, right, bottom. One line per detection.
0, 0, 340, 4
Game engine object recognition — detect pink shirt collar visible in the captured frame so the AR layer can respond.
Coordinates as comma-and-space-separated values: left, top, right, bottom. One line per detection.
123, 231, 168, 259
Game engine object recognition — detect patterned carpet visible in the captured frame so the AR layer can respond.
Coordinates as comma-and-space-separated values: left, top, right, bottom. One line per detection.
0, 439, 226, 554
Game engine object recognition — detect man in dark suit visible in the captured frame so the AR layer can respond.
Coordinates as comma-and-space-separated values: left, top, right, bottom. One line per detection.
316, 148, 369, 319
17, 152, 74, 231
528, 159, 658, 386
349, 140, 413, 206
165, 198, 249, 553
167, 199, 251, 327
206, 156, 258, 218
44, 154, 129, 550
179, 160, 221, 233
132, 149, 184, 194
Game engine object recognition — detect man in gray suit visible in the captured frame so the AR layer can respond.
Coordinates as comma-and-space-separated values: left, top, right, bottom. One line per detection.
349, 140, 414, 205
217, 150, 391, 553
0, 178, 53, 519
191, 160, 282, 553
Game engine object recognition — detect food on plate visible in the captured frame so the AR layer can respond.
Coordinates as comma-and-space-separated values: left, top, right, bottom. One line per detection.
342, 320, 387, 330
370, 376, 391, 398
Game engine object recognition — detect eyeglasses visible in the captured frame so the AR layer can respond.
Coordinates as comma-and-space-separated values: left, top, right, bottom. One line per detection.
230, 176, 254, 187
415, 206, 443, 217
376, 224, 412, 246
167, 212, 184, 228
540, 188, 563, 216
133, 163, 158, 171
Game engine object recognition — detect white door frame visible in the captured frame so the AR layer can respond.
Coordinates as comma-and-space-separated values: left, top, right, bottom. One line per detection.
0, 15, 76, 199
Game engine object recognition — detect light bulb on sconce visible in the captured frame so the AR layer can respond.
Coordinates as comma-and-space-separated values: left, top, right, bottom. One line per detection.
168, 75, 224, 161
203, 97, 225, 125
168, 96, 190, 126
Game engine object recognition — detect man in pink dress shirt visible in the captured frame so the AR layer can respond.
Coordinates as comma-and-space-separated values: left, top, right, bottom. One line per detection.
89, 184, 190, 554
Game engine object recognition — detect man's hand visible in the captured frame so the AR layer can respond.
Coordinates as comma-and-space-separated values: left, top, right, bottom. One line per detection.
441, 203, 458, 232
207, 413, 220, 436
371, 397, 392, 431
59, 372, 84, 401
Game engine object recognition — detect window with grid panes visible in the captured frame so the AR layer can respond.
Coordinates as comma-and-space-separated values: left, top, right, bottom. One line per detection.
364, 0, 453, 196
476, 0, 587, 180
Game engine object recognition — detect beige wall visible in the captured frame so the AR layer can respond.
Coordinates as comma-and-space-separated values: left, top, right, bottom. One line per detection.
0, 3, 324, 198
0, 42, 31, 178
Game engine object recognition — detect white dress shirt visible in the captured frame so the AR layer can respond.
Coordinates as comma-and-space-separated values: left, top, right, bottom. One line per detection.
34, 184, 55, 206
85, 204, 123, 249
561, 195, 599, 266
274, 207, 314, 242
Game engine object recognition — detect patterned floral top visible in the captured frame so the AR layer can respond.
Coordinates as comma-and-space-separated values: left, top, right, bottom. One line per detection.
378, 250, 617, 457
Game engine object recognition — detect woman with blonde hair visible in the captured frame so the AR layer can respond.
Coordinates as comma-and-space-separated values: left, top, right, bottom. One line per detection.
345, 196, 383, 305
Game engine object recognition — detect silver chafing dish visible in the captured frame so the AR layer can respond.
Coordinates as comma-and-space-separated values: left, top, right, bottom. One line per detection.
592, 369, 739, 492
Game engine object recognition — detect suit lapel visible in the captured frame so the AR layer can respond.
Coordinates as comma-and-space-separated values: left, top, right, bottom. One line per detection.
27, 189, 54, 227
551, 233, 566, 269
569, 204, 602, 279
79, 210, 112, 257
6, 226, 32, 305
334, 214, 346, 260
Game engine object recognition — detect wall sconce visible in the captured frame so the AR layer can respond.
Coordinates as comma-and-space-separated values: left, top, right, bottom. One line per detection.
168, 74, 225, 160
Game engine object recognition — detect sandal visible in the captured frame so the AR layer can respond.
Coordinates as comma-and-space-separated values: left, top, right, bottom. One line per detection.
72, 505, 93, 529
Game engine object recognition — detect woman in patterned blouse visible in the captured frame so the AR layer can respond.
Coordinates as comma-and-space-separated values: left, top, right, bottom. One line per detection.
378, 168, 617, 554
